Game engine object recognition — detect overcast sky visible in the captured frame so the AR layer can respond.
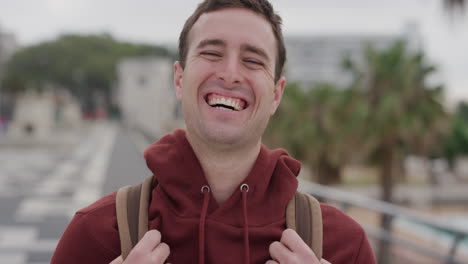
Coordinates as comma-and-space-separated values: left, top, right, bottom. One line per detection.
0, 0, 467, 106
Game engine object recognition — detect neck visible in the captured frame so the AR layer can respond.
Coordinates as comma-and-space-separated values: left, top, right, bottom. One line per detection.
186, 132, 261, 205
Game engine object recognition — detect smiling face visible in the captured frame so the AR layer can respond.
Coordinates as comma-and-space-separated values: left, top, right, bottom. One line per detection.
174, 8, 285, 150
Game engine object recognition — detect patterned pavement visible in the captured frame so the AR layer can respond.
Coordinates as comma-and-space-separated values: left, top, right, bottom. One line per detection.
0, 122, 117, 264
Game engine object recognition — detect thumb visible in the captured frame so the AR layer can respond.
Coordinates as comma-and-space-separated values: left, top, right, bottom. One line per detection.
109, 256, 123, 264
320, 259, 331, 264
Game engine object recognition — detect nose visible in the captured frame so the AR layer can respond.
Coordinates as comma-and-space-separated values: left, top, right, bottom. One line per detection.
216, 55, 244, 86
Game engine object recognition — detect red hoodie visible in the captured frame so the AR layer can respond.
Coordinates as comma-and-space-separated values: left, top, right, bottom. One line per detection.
52, 130, 375, 264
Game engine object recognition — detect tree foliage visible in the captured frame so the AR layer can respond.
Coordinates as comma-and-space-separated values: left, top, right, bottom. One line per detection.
1, 34, 173, 111
266, 83, 370, 185
444, 0, 466, 17
444, 102, 468, 165
344, 41, 448, 202
266, 40, 449, 193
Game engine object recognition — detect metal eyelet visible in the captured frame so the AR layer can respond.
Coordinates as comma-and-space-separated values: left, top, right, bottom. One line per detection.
240, 183, 249, 192
201, 185, 210, 193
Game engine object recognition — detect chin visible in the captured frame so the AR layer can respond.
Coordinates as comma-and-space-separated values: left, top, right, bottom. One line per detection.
203, 126, 246, 146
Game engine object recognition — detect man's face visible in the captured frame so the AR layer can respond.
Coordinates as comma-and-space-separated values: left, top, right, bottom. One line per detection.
174, 8, 285, 149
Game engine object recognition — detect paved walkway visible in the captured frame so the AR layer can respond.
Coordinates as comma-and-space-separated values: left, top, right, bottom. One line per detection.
0, 121, 151, 264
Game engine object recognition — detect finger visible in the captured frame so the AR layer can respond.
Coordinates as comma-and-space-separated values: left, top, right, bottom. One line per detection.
320, 259, 331, 264
269, 241, 295, 263
109, 256, 123, 264
280, 229, 313, 255
265, 260, 279, 264
150, 242, 170, 262
134, 230, 162, 253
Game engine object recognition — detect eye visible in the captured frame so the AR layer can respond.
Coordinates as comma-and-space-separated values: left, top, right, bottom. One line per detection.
244, 58, 264, 66
200, 51, 221, 57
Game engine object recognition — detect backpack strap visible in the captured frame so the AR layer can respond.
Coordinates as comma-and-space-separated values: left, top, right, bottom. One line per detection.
116, 175, 154, 260
286, 191, 323, 259
116, 178, 323, 260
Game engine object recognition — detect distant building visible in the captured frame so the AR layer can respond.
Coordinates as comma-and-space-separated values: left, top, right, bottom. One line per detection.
7, 87, 82, 139
0, 24, 19, 127
117, 56, 181, 139
284, 23, 421, 88
0, 24, 18, 78
8, 90, 56, 139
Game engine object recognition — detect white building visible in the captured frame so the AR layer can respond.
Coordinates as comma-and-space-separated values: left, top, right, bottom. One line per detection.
7, 87, 82, 139
8, 90, 56, 139
0, 24, 18, 79
117, 56, 180, 139
0, 24, 19, 124
284, 23, 421, 88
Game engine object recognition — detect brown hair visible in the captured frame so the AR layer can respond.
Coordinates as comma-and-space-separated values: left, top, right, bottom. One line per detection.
178, 0, 286, 82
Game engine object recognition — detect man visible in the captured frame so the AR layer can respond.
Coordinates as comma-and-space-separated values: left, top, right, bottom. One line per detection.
52, 0, 376, 263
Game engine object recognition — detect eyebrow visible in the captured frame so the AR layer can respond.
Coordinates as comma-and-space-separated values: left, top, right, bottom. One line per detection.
196, 38, 226, 50
196, 39, 270, 62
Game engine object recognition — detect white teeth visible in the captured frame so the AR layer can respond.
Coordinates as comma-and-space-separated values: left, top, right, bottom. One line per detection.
233, 101, 241, 111
208, 95, 242, 111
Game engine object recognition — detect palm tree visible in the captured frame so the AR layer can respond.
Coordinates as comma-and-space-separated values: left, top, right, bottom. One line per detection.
266, 82, 369, 185
344, 40, 449, 264
443, 0, 466, 20
444, 0, 466, 12
443, 102, 468, 170
345, 40, 448, 202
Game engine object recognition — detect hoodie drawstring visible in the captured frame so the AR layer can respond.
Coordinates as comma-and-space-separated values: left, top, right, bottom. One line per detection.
240, 183, 250, 264
199, 185, 210, 264
198, 184, 250, 264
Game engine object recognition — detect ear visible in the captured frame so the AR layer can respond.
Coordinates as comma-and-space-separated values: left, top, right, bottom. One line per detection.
270, 76, 286, 115
174, 61, 184, 101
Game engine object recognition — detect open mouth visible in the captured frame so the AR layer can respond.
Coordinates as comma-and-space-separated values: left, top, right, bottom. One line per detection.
205, 93, 247, 111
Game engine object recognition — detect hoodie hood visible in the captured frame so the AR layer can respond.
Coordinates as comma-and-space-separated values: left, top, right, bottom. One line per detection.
144, 129, 300, 225
144, 129, 300, 263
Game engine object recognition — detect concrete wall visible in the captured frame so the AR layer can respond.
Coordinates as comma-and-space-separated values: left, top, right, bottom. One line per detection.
0, 25, 19, 123
7, 88, 82, 139
0, 25, 18, 78
117, 56, 180, 138
8, 90, 55, 139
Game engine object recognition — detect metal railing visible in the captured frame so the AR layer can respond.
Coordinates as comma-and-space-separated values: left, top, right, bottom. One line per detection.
298, 180, 468, 264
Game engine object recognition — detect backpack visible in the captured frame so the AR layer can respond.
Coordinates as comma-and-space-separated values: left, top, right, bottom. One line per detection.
115, 175, 323, 260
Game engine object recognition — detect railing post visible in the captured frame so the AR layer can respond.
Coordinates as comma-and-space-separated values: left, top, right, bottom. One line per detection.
446, 233, 463, 264
338, 202, 351, 213
300, 180, 468, 264
378, 213, 395, 264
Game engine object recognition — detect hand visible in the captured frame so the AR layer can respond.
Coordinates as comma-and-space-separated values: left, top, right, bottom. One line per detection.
266, 229, 330, 264
110, 230, 170, 264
